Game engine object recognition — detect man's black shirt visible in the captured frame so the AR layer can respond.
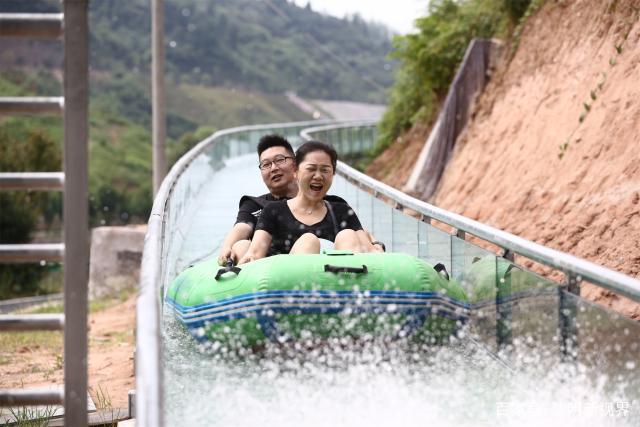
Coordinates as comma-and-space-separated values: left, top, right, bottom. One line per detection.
235, 193, 286, 229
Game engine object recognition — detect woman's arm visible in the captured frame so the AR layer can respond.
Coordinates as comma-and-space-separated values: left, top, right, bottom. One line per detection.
238, 230, 272, 264
355, 230, 384, 253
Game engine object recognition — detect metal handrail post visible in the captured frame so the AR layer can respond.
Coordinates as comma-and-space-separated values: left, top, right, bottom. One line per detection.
152, 0, 166, 196
137, 120, 338, 426
559, 273, 580, 361
63, 0, 89, 425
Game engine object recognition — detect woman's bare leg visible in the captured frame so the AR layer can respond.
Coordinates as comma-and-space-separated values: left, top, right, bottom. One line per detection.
334, 229, 365, 252
290, 233, 321, 254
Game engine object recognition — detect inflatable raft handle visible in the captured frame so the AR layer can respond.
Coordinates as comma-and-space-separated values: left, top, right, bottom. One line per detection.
215, 260, 242, 281
433, 263, 449, 280
324, 264, 368, 274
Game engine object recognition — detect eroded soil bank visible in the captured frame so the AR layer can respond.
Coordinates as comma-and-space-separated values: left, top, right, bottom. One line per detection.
369, 0, 640, 318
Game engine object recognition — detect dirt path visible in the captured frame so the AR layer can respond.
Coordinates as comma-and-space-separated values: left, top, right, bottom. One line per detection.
0, 295, 136, 409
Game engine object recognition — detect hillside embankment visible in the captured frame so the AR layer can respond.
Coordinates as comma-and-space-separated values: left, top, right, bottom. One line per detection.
371, 0, 640, 318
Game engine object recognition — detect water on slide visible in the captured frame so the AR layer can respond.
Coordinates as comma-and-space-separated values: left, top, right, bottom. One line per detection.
161, 153, 639, 426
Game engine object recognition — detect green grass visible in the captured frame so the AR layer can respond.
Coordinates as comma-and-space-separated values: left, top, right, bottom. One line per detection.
0, 289, 135, 390
0, 331, 62, 355
166, 83, 311, 129
4, 405, 57, 427
92, 384, 119, 427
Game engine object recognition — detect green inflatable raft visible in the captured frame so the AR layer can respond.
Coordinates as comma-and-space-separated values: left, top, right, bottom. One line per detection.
165, 251, 470, 347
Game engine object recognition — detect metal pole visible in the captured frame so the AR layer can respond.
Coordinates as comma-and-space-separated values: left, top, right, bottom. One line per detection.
63, 0, 89, 425
0, 13, 64, 39
152, 0, 166, 195
559, 273, 580, 361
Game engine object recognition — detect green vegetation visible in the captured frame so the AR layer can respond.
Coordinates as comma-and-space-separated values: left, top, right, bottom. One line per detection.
93, 384, 118, 427
558, 5, 638, 160
3, 405, 57, 427
0, 0, 395, 298
376, 0, 537, 155
0, 90, 62, 298
0, 330, 62, 356
4, 0, 394, 103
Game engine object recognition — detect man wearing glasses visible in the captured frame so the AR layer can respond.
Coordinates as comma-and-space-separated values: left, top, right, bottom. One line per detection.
218, 134, 346, 265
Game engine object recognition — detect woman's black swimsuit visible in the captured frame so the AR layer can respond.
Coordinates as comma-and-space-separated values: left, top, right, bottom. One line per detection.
256, 199, 363, 255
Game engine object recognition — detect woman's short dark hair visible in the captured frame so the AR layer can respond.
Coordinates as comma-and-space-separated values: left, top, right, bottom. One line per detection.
295, 141, 338, 173
257, 134, 294, 157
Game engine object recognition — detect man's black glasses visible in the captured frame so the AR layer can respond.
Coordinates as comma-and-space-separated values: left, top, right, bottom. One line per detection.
258, 155, 294, 170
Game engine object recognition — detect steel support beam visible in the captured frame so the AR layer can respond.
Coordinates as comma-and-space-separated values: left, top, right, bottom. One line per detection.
0, 13, 63, 39
0, 97, 64, 115
152, 0, 166, 195
559, 273, 580, 361
0, 314, 64, 331
0, 389, 64, 407
0, 172, 64, 191
0, 243, 64, 263
63, 1, 89, 425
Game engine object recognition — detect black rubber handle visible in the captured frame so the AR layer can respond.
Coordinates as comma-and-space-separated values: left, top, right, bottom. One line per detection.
324, 264, 368, 274
433, 263, 449, 280
215, 260, 242, 281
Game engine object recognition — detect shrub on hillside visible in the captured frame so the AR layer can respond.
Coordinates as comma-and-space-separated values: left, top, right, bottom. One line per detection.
504, 0, 532, 20
376, 0, 509, 153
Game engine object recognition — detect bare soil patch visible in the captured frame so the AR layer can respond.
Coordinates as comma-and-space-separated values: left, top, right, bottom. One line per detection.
366, 122, 433, 189
371, 0, 640, 318
0, 294, 136, 409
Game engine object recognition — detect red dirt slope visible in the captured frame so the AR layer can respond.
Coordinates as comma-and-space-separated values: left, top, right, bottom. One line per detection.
432, 0, 640, 317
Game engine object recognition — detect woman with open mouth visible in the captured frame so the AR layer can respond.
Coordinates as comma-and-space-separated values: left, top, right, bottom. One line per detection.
238, 140, 383, 264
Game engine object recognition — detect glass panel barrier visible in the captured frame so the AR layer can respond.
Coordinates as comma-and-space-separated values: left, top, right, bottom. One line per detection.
418, 221, 452, 272
370, 197, 393, 250
154, 121, 640, 426
353, 185, 373, 232
391, 208, 419, 256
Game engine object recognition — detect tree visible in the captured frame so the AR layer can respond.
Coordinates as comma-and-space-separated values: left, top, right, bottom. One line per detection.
0, 129, 61, 298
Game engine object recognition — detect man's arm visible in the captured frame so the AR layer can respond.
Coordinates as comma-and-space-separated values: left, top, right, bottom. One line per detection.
238, 230, 272, 265
218, 196, 263, 265
217, 222, 253, 265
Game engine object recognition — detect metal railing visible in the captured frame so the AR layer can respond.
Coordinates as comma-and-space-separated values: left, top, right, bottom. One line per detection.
0, 3, 89, 426
0, 13, 63, 38
301, 122, 640, 303
138, 117, 640, 426
137, 119, 337, 426
404, 39, 495, 199
0, 172, 65, 190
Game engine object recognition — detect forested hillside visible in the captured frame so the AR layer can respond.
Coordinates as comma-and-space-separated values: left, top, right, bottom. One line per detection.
0, 0, 395, 298
0, 0, 395, 228
3, 0, 394, 103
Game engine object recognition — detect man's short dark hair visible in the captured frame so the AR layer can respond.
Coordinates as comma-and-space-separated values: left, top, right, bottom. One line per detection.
257, 134, 294, 157
295, 140, 338, 174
